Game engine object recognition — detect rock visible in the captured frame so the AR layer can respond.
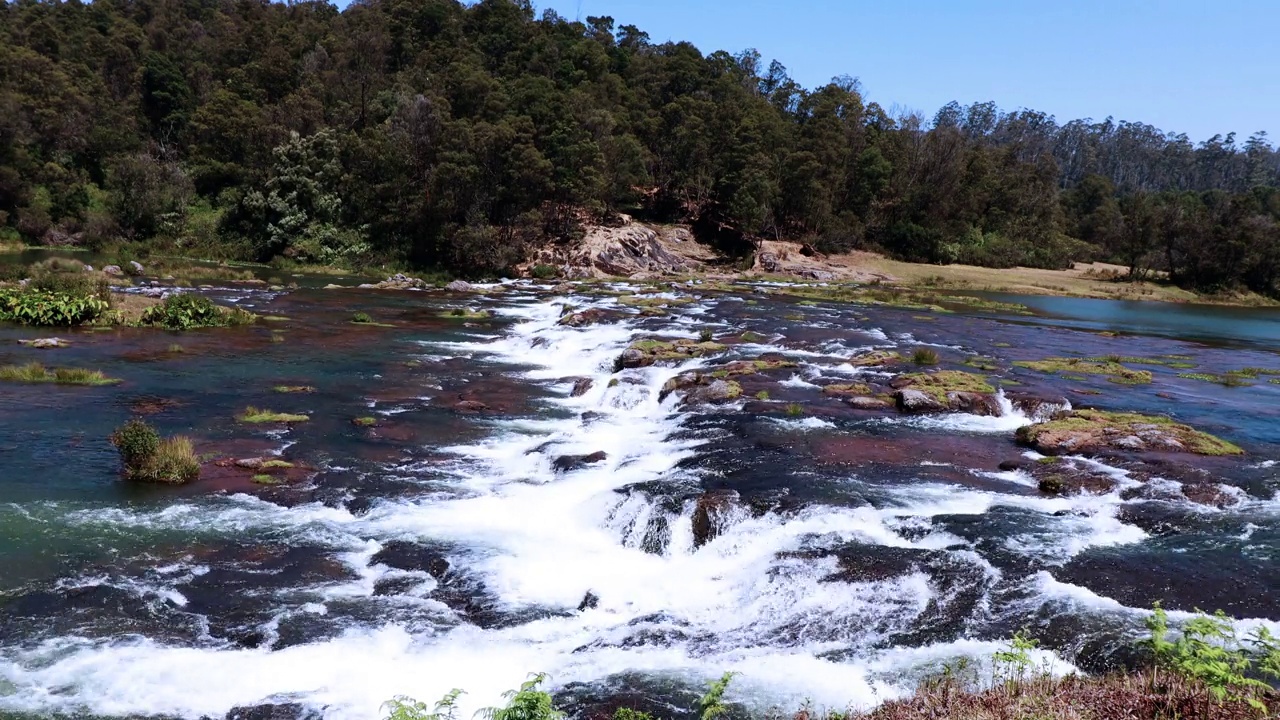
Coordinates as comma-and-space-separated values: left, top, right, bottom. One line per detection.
1181, 483, 1239, 508
559, 308, 609, 327
371, 541, 450, 578
758, 252, 781, 272
18, 337, 69, 349
82, 265, 94, 272
946, 391, 1001, 416
1016, 410, 1243, 457
530, 337, 550, 349
570, 378, 594, 397
998, 458, 1036, 472
685, 379, 742, 405
617, 348, 648, 369
616, 339, 727, 369
578, 591, 600, 611
552, 451, 608, 472
102, 265, 123, 276
552, 283, 574, 293
129, 261, 145, 274
235, 458, 266, 470
801, 269, 836, 281
844, 395, 894, 411
323, 283, 343, 290
1006, 392, 1070, 421
445, 280, 472, 292
895, 388, 947, 414
453, 400, 489, 414
691, 489, 741, 548
226, 704, 316, 720
849, 350, 902, 367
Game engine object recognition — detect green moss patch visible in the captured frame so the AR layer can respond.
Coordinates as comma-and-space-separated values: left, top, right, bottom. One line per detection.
0, 362, 120, 386
895, 370, 995, 403
1016, 409, 1243, 456
1014, 357, 1152, 384
273, 385, 315, 394
440, 308, 492, 320
237, 407, 309, 424
849, 350, 901, 367
823, 383, 872, 397
352, 416, 378, 427
617, 338, 728, 369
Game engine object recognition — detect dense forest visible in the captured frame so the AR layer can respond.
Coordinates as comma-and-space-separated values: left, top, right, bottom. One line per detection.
2, 0, 1279, 293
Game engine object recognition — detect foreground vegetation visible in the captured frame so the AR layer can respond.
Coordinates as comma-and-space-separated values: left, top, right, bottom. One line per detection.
109, 418, 200, 484
384, 607, 1280, 720
2, 0, 1278, 296
0, 362, 119, 386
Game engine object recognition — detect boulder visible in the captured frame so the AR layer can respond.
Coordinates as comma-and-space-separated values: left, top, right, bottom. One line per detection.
18, 337, 69, 349
559, 308, 610, 327
553, 451, 608, 472
445, 280, 472, 292
895, 388, 947, 414
691, 489, 741, 548
577, 591, 600, 611
102, 265, 123, 276
129, 261, 145, 274
1016, 410, 1243, 457
758, 252, 781, 272
617, 348, 648, 369
849, 350, 902, 367
570, 378, 594, 397
845, 395, 894, 411
685, 379, 742, 405
946, 391, 1001, 417
371, 541, 450, 579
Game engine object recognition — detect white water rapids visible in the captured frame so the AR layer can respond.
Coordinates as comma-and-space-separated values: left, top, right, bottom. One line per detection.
2, 290, 1226, 720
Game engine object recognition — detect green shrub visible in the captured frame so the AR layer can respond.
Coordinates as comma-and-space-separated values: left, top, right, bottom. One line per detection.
755, 390, 770, 400
352, 311, 373, 323
141, 293, 250, 329
698, 672, 737, 720
384, 689, 464, 720
699, 328, 715, 342
0, 285, 110, 326
480, 673, 563, 720
530, 264, 559, 279
109, 419, 199, 484
1144, 603, 1280, 711
785, 402, 804, 417
912, 348, 940, 366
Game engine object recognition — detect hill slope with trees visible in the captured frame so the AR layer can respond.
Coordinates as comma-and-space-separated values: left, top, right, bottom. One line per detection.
2, 0, 1278, 294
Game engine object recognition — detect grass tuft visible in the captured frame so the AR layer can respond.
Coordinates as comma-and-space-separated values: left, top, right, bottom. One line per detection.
0, 362, 120, 386
237, 406, 309, 424
912, 348, 940, 366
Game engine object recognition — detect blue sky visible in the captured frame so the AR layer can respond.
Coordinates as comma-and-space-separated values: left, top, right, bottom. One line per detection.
532, 0, 1277, 144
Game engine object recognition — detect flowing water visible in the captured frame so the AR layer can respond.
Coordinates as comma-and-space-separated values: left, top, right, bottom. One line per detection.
1, 278, 1278, 719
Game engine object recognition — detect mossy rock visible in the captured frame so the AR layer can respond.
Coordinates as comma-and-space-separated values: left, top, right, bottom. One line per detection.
352, 416, 378, 427
616, 338, 727, 369
849, 350, 901, 367
894, 371, 995, 403
237, 407, 309, 424
822, 383, 872, 397
1016, 409, 1243, 456
1014, 357, 1152, 385
439, 308, 492, 320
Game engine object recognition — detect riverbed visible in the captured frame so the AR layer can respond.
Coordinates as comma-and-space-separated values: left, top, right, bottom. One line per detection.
1, 278, 1277, 719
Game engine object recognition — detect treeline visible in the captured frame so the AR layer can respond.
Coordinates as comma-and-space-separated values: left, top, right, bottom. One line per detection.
1, 0, 1278, 293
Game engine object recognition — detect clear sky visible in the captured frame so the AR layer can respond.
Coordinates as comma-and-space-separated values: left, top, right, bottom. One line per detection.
532, 0, 1277, 144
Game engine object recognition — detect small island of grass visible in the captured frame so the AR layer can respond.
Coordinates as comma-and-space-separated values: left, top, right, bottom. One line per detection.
0, 362, 120, 386
237, 406, 309, 424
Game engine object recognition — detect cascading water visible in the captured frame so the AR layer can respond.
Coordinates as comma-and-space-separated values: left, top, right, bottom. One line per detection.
1, 283, 1278, 720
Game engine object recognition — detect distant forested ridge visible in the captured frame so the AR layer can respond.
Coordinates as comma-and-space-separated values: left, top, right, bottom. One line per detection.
2, 0, 1278, 292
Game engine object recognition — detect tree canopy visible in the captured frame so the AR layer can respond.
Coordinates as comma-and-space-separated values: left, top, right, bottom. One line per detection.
2, 0, 1278, 293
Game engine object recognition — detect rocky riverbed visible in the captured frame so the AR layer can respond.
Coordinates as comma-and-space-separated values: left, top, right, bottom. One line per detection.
0, 276, 1277, 719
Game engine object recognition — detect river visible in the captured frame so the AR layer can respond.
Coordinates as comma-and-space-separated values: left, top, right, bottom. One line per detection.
0, 278, 1277, 719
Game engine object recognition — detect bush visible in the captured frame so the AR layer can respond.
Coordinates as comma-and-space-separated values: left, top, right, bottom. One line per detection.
530, 264, 559, 279
352, 311, 373, 323
0, 287, 110, 326
912, 348, 940, 366
109, 419, 199, 484
141, 293, 253, 329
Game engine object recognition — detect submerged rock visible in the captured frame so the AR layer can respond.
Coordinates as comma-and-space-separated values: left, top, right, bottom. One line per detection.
453, 400, 489, 414
570, 378, 594, 397
691, 489, 741, 548
577, 591, 600, 611
558, 308, 611, 327
553, 451, 608, 472
1017, 410, 1243, 456
17, 337, 69, 349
